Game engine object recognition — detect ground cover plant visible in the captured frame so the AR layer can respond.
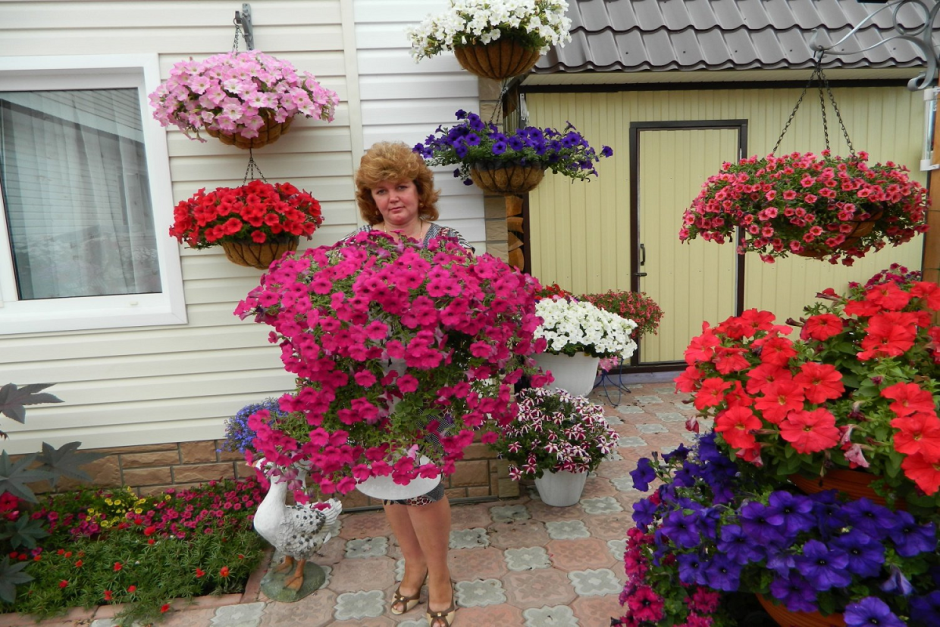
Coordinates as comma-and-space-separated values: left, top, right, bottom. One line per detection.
1, 477, 267, 626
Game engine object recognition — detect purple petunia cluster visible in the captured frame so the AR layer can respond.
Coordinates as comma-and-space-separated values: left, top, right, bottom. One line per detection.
414, 110, 612, 185
617, 432, 940, 626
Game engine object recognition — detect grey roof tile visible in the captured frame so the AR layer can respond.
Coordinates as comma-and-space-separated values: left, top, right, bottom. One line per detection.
538, 0, 940, 74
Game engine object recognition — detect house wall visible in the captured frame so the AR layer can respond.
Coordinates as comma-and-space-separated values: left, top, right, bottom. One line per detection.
0, 0, 492, 472
526, 86, 927, 342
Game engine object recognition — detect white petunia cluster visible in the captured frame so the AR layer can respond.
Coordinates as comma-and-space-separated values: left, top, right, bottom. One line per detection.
535, 298, 638, 360
407, 0, 572, 61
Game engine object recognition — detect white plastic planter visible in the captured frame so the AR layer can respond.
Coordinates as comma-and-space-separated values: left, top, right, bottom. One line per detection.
532, 352, 600, 397
534, 469, 588, 507
355, 455, 441, 501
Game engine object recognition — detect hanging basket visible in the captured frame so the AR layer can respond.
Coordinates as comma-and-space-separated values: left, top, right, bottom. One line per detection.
206, 115, 295, 150
453, 39, 541, 80
757, 594, 845, 627
794, 208, 884, 259
469, 163, 544, 196
221, 236, 299, 270
789, 468, 907, 510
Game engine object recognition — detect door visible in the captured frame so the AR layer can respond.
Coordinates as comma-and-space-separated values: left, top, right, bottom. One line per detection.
630, 122, 747, 365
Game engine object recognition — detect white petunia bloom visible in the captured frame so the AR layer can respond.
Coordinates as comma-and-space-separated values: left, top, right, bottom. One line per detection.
534, 298, 638, 359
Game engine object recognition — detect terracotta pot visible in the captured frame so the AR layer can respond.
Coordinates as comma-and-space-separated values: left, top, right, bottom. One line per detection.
206, 115, 294, 150
220, 237, 299, 269
453, 39, 541, 80
794, 209, 883, 259
757, 594, 845, 627
788, 468, 905, 510
469, 163, 544, 196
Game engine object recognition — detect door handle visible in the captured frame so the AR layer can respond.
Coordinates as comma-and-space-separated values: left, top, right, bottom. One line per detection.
640, 243, 646, 266
634, 272, 648, 277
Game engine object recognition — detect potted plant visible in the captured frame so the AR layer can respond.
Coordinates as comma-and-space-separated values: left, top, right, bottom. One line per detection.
676, 273, 940, 512
415, 110, 613, 196
234, 231, 549, 500
169, 180, 324, 269
490, 387, 619, 506
149, 50, 339, 149
533, 295, 637, 396
618, 433, 940, 627
679, 150, 929, 265
407, 0, 572, 80
580, 289, 664, 343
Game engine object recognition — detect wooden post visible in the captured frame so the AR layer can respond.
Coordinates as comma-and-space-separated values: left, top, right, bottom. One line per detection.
927, 88, 940, 322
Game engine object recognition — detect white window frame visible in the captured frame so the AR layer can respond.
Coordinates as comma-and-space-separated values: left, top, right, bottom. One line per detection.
0, 54, 186, 335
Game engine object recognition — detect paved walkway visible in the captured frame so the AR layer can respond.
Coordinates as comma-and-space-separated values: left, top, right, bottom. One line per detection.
13, 374, 691, 627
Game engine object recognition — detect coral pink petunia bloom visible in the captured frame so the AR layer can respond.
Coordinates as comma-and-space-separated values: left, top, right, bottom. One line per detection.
779, 408, 840, 454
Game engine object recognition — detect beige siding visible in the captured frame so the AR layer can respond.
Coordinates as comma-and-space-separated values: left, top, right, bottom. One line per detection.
0, 0, 356, 453
528, 87, 926, 356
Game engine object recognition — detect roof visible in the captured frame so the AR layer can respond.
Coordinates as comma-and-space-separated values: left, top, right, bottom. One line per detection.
535, 0, 940, 75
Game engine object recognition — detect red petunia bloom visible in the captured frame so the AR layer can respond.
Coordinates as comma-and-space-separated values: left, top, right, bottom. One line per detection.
713, 346, 751, 374
627, 584, 665, 623
693, 378, 732, 410
864, 282, 913, 311
900, 452, 940, 495
745, 363, 792, 396
794, 362, 844, 404
715, 406, 762, 450
911, 280, 940, 311
684, 325, 720, 364
800, 313, 843, 341
881, 382, 937, 417
891, 413, 940, 462
675, 365, 704, 393
723, 381, 755, 409
843, 299, 881, 318
754, 380, 805, 424
756, 336, 797, 367
779, 408, 840, 454
858, 312, 918, 360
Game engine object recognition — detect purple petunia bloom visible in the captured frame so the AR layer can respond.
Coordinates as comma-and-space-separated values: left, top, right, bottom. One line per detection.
769, 572, 818, 613
844, 597, 906, 627
701, 554, 741, 592
796, 540, 851, 590
464, 133, 481, 146
880, 565, 914, 597
466, 113, 484, 131
766, 491, 816, 538
910, 590, 940, 626
507, 136, 525, 151
891, 510, 937, 558
661, 509, 701, 549
843, 498, 897, 541
677, 552, 705, 585
601, 145, 613, 157
717, 524, 765, 565
740, 502, 785, 546
831, 530, 885, 578
632, 498, 658, 527
630, 458, 656, 492
491, 141, 507, 156
766, 552, 797, 577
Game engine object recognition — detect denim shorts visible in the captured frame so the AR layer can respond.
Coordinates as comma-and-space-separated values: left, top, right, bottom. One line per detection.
383, 482, 445, 507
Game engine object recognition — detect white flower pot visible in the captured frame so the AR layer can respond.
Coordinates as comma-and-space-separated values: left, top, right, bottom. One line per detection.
532, 352, 600, 397
535, 469, 588, 507
355, 455, 441, 501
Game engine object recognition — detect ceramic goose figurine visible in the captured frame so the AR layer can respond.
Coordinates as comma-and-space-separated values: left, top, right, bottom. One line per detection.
253, 463, 342, 590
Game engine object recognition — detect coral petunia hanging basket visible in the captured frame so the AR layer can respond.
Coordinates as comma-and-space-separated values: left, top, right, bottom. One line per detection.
469, 163, 544, 196
793, 208, 883, 259
205, 115, 295, 150
453, 39, 541, 80
221, 236, 299, 270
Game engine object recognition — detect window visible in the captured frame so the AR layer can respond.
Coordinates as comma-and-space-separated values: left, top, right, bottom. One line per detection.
0, 55, 185, 334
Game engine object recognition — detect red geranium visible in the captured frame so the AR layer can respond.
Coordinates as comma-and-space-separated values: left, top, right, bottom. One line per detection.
169, 180, 323, 250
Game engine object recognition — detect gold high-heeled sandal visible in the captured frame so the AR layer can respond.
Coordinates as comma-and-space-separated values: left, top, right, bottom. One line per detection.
426, 582, 457, 627
390, 572, 427, 615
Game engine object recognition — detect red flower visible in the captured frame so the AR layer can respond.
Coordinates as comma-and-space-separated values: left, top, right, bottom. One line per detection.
693, 378, 731, 410
754, 380, 804, 424
780, 408, 840, 454
713, 347, 750, 374
220, 566, 230, 578
251, 230, 267, 244
161, 604, 171, 614
911, 281, 940, 311
75, 560, 83, 568
128, 585, 137, 593
674, 365, 704, 393
844, 299, 881, 318
113, 562, 123, 572
794, 362, 844, 404
901, 452, 940, 495
800, 313, 843, 341
755, 336, 797, 367
59, 580, 68, 588
745, 364, 792, 395
881, 382, 936, 417
195, 568, 205, 578
864, 282, 913, 311
858, 312, 918, 360
143, 525, 156, 536
103, 590, 112, 602
684, 326, 720, 364
626, 585, 665, 623
715, 406, 762, 450
891, 413, 940, 461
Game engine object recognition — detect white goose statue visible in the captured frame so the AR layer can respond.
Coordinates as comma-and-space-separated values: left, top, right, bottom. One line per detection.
253, 460, 342, 591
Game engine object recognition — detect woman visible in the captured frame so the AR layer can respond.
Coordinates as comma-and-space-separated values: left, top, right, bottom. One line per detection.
346, 141, 472, 627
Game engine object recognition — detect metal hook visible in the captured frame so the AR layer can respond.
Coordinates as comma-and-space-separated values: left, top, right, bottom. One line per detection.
234, 3, 254, 50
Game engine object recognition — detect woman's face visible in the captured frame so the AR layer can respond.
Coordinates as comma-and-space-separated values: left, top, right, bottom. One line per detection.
371, 179, 420, 226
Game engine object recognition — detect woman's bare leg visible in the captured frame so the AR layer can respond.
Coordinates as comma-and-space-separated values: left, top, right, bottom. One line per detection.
406, 496, 454, 621
384, 502, 428, 612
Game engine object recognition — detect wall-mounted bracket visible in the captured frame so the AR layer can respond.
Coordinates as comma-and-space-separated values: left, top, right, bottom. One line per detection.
234, 3, 254, 50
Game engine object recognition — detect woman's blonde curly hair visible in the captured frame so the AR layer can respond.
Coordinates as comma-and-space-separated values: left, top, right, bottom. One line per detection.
355, 142, 441, 225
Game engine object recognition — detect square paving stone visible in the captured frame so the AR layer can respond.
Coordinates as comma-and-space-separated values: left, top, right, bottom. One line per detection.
655, 412, 686, 423
344, 536, 388, 559
618, 436, 648, 448
545, 520, 590, 540
455, 578, 507, 607
580, 497, 623, 515
610, 476, 639, 493
603, 451, 624, 461
209, 603, 265, 627
490, 504, 530, 523
635, 423, 668, 434
615, 405, 645, 414
504, 546, 552, 571
523, 605, 580, 627
634, 395, 664, 405
568, 569, 623, 596
449, 527, 489, 549
603, 414, 624, 425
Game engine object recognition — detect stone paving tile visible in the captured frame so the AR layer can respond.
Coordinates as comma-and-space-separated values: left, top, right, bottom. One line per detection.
616, 404, 645, 414
329, 556, 395, 593
331, 618, 395, 627
584, 512, 637, 541
344, 536, 388, 559
579, 478, 619, 499
259, 589, 335, 627
523, 604, 580, 626
450, 503, 495, 530
635, 423, 668, 434
504, 546, 552, 571
449, 527, 489, 549
617, 436, 648, 447
448, 547, 508, 581
526, 498, 586, 522
580, 496, 623, 515
547, 537, 617, 571
489, 503, 530, 523
572, 594, 625, 625
455, 578, 507, 607
502, 569, 576, 610
545, 520, 590, 540
338, 511, 390, 539
209, 603, 265, 627
333, 590, 386, 620
568, 569, 623, 596
450, 603, 523, 625
488, 519, 551, 549
608, 538, 628, 562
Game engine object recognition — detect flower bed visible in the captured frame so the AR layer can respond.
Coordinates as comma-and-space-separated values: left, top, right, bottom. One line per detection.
1, 478, 266, 626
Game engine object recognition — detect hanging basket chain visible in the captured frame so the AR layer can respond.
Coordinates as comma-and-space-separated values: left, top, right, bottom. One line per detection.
772, 53, 855, 156
232, 19, 243, 54
243, 149, 268, 184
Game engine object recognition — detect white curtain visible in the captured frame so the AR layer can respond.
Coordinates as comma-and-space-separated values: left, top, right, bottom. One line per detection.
0, 89, 161, 300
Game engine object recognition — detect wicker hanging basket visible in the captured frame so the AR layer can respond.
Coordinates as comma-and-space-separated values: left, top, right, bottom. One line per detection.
220, 236, 299, 270
453, 39, 541, 80
206, 114, 295, 150
794, 208, 883, 259
469, 163, 544, 196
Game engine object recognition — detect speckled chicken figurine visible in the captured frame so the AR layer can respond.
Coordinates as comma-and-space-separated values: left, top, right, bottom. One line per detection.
253, 461, 342, 591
